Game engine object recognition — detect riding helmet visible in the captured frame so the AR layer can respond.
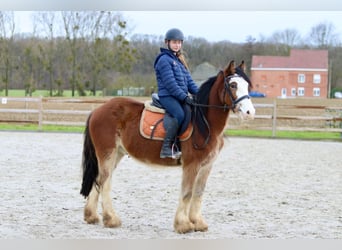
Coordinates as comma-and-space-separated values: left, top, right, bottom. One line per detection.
165, 28, 184, 41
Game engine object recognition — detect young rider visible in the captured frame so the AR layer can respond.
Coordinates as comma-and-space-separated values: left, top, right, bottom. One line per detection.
154, 28, 199, 159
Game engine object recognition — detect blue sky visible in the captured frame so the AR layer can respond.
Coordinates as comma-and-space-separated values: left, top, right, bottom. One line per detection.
13, 11, 342, 43
121, 11, 342, 43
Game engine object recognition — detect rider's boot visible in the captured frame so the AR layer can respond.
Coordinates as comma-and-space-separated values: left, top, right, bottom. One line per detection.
160, 117, 182, 159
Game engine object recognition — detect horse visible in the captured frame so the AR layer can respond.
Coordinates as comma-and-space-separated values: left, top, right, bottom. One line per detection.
80, 60, 255, 234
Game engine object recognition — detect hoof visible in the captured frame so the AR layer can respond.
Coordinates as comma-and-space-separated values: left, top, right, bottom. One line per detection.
174, 220, 195, 234
103, 213, 122, 228
84, 216, 100, 224
194, 221, 208, 232
84, 209, 100, 224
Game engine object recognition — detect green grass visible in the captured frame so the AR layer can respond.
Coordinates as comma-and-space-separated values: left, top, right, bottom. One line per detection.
0, 123, 85, 133
0, 89, 103, 97
0, 123, 340, 141
225, 129, 341, 140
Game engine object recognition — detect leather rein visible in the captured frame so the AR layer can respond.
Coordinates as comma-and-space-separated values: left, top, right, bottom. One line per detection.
191, 71, 250, 149
193, 71, 250, 111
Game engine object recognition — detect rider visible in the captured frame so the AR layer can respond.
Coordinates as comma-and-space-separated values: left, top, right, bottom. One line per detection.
154, 28, 199, 159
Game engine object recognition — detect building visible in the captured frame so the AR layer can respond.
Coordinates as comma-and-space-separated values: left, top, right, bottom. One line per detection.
251, 49, 329, 98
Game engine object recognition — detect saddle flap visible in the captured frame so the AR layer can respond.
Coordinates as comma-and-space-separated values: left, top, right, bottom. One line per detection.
139, 109, 192, 141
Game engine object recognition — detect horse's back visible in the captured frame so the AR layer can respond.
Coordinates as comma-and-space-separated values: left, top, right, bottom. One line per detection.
91, 97, 144, 123
88, 97, 144, 151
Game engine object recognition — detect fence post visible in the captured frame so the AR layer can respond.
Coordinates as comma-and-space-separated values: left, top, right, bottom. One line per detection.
272, 99, 277, 137
38, 96, 43, 131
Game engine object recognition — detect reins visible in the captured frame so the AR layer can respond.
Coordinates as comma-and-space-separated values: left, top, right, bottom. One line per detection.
192, 71, 249, 110
191, 71, 250, 149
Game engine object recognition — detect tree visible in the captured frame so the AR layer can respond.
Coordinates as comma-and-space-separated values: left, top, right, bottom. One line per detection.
1, 12, 342, 98
268, 29, 302, 54
130, 34, 161, 75
60, 11, 136, 96
61, 11, 87, 96
83, 11, 136, 96
270, 29, 301, 46
0, 11, 15, 96
307, 22, 340, 49
33, 11, 58, 96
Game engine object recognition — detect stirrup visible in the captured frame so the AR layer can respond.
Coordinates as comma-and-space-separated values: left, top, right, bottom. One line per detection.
160, 144, 182, 159
171, 143, 182, 159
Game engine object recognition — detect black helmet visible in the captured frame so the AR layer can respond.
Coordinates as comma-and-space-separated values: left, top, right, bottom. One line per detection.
165, 28, 184, 41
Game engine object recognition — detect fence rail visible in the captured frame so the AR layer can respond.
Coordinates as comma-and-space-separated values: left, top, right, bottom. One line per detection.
228, 99, 342, 136
0, 97, 94, 130
1, 97, 342, 136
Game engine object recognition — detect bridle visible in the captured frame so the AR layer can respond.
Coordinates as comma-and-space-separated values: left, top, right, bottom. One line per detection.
193, 71, 251, 112
222, 72, 251, 112
191, 71, 251, 149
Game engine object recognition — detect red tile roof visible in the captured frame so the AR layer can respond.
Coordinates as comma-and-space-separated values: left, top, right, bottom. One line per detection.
251, 49, 328, 70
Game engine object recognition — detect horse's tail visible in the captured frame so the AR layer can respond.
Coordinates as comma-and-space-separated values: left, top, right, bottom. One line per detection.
80, 113, 99, 198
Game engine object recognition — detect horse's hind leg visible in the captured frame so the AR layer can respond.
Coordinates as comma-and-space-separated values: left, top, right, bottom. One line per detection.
98, 149, 124, 228
83, 149, 123, 227
84, 186, 100, 224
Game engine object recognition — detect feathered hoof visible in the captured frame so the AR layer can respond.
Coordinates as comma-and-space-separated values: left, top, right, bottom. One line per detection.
103, 213, 122, 228
193, 220, 208, 232
84, 208, 100, 224
174, 220, 195, 234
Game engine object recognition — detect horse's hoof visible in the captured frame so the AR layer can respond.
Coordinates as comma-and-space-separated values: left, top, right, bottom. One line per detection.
103, 213, 122, 228
84, 216, 100, 224
174, 221, 195, 234
194, 221, 208, 232
84, 209, 100, 224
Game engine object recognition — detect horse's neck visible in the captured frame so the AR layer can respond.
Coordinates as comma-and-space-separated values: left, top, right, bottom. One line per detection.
206, 108, 230, 135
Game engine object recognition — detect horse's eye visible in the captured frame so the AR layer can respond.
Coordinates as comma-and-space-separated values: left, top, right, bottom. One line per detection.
230, 82, 237, 89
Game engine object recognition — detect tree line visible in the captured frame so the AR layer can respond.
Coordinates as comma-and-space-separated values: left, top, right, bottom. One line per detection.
0, 11, 341, 97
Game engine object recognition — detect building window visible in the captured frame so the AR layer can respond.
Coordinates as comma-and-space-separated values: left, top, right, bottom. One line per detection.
313, 74, 321, 84
298, 74, 305, 83
291, 88, 296, 96
298, 87, 305, 96
313, 88, 320, 97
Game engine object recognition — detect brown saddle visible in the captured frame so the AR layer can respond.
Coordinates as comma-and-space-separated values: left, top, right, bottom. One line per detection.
139, 101, 193, 141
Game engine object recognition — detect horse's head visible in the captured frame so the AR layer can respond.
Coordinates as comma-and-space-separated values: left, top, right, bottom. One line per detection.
222, 60, 255, 120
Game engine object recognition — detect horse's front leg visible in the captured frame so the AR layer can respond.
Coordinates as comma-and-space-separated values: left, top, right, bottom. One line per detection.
189, 163, 213, 232
174, 165, 196, 233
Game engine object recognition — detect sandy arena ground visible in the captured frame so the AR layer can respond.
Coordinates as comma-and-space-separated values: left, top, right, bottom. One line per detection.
0, 131, 341, 239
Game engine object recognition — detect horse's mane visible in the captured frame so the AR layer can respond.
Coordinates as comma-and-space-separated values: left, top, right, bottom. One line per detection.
192, 66, 250, 141
193, 75, 218, 139
195, 75, 217, 113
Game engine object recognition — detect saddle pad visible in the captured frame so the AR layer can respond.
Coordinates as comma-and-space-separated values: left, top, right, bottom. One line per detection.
144, 100, 165, 113
139, 108, 193, 141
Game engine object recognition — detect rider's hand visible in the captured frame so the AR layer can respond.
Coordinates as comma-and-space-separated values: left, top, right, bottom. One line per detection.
184, 96, 195, 106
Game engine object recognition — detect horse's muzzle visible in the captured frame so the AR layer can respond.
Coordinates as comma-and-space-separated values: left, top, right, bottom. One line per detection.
237, 100, 255, 120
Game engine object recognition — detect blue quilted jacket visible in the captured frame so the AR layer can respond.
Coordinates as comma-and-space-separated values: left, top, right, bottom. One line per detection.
154, 48, 198, 102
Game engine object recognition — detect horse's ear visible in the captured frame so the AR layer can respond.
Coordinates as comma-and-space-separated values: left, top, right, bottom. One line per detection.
237, 60, 246, 72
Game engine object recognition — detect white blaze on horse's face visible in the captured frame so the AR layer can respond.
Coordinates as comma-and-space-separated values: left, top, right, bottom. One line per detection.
231, 76, 255, 120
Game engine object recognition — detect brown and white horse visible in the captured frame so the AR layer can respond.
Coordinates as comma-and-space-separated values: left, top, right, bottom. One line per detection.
80, 60, 255, 233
